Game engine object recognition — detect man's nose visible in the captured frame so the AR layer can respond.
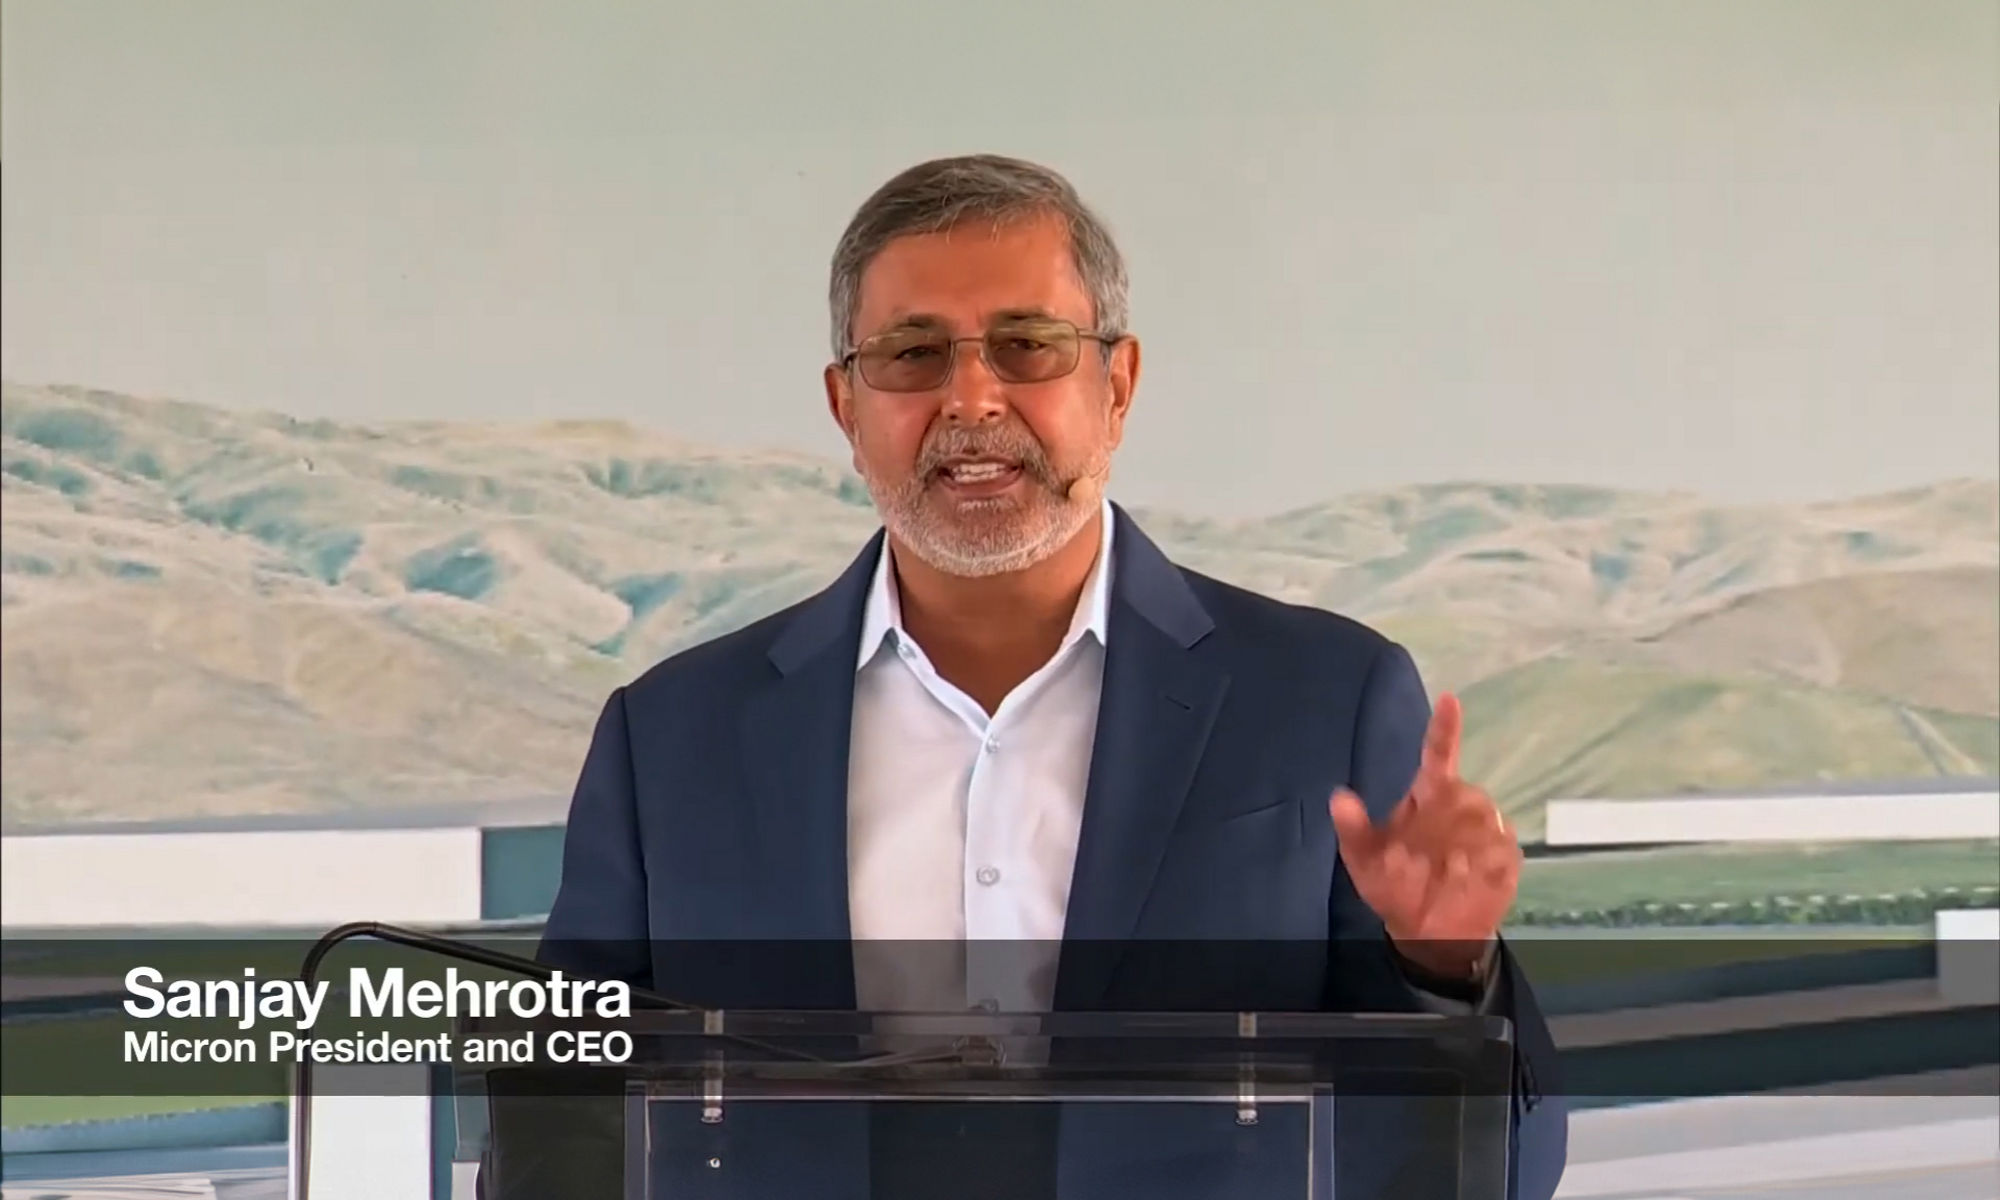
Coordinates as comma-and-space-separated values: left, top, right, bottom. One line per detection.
939, 341, 1007, 424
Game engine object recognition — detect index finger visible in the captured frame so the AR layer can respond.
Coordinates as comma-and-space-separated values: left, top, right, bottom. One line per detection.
1420, 692, 1462, 781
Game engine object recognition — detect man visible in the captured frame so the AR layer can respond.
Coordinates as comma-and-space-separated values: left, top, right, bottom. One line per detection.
530, 155, 1566, 1199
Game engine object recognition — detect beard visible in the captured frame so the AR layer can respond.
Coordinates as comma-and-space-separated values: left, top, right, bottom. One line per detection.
857, 418, 1107, 578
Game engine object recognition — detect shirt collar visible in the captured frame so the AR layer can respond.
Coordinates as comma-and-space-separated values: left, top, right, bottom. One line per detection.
857, 497, 1115, 672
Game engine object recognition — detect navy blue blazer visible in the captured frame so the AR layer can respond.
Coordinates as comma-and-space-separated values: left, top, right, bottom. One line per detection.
533, 503, 1567, 1200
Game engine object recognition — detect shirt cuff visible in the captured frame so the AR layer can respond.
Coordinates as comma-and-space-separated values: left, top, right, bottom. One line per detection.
1389, 936, 1503, 1013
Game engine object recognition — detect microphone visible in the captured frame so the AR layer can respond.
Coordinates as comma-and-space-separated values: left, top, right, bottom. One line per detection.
1064, 458, 1110, 504
288, 921, 700, 1200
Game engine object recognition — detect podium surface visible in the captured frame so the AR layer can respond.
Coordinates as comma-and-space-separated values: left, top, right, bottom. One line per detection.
458, 1008, 1518, 1200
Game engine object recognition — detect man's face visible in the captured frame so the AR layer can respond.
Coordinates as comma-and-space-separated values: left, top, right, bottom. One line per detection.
825, 214, 1139, 577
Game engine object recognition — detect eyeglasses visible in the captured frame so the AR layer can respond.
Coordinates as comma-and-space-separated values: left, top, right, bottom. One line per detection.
841, 317, 1117, 393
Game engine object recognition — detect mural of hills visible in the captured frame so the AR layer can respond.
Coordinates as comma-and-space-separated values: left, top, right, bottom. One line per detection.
4, 380, 1996, 832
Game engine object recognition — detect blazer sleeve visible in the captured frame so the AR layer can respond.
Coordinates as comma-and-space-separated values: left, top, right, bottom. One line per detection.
478, 690, 656, 1200
1329, 641, 1570, 1200
535, 686, 655, 989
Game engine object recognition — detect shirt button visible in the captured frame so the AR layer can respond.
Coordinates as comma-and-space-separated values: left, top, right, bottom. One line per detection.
975, 866, 1000, 886
897, 642, 915, 660
982, 735, 999, 754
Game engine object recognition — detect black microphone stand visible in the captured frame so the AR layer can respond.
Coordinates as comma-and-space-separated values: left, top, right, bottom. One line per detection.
288, 920, 701, 1200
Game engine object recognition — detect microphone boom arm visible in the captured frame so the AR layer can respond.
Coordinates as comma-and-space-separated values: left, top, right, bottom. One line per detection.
288, 919, 700, 1200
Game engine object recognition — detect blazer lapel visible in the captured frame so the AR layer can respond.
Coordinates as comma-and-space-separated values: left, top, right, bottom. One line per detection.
736, 532, 882, 1005
733, 512, 1230, 1012
1056, 507, 1230, 1010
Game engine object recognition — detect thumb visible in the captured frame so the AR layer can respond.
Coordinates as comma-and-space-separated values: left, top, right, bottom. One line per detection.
1329, 789, 1382, 858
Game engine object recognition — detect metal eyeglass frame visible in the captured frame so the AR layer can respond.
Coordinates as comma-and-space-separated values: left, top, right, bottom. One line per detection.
838, 317, 1121, 392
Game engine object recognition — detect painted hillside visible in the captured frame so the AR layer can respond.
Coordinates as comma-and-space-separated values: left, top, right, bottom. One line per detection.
4, 381, 1995, 830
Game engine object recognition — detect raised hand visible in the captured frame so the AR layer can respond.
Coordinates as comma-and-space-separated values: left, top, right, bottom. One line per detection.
1328, 692, 1520, 980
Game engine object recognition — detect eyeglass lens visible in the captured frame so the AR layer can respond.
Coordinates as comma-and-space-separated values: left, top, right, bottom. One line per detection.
855, 320, 1083, 391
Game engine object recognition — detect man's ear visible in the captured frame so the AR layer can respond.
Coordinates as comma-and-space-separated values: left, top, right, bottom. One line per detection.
1104, 335, 1141, 446
824, 362, 865, 473
825, 362, 857, 440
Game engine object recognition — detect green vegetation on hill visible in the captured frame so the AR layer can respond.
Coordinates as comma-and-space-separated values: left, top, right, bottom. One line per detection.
1515, 839, 2000, 928
1520, 840, 2000, 909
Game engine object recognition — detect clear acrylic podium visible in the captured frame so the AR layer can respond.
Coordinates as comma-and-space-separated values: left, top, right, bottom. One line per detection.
456, 1008, 1516, 1200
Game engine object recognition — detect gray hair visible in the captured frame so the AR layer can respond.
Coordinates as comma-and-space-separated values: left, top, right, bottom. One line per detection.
827, 154, 1130, 359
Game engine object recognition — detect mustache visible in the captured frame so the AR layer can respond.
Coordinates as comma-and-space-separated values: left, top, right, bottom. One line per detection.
914, 423, 1056, 482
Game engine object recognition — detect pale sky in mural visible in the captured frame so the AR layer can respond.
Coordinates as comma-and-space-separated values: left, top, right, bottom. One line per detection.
4, 0, 1995, 516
